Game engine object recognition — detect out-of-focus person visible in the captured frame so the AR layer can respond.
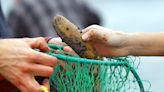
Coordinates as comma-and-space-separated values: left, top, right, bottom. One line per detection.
7, 0, 101, 37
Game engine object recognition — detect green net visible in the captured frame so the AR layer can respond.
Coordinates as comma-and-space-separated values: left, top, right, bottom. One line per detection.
44, 44, 151, 92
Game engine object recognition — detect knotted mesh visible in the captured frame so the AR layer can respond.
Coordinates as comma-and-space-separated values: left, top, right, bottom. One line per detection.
44, 44, 151, 92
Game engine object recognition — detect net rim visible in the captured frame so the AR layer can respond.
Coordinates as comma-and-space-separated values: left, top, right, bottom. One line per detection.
46, 44, 145, 92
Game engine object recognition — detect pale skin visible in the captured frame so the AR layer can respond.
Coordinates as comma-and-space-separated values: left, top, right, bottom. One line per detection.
0, 37, 72, 92
82, 25, 164, 57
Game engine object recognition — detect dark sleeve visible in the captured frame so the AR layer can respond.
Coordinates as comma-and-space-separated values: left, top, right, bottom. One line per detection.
0, 5, 13, 38
8, 10, 32, 38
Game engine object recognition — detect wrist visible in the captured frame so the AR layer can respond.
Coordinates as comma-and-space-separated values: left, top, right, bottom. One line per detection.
125, 32, 164, 56
105, 31, 132, 56
109, 31, 130, 47
119, 32, 134, 56
114, 32, 135, 56
124, 33, 136, 55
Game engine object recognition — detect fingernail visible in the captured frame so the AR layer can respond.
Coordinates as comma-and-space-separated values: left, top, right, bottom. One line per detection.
82, 34, 89, 41
64, 46, 72, 52
53, 58, 58, 65
44, 46, 50, 51
44, 36, 53, 42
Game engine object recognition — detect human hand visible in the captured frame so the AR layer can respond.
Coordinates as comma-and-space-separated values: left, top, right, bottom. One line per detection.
82, 25, 130, 57
0, 37, 57, 92
48, 37, 74, 53
47, 37, 76, 67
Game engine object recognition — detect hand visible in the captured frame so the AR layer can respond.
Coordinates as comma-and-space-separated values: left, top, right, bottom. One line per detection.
0, 37, 57, 92
48, 37, 75, 53
48, 37, 76, 67
82, 25, 130, 57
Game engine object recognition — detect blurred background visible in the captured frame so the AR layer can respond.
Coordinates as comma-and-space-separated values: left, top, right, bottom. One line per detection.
2, 0, 164, 91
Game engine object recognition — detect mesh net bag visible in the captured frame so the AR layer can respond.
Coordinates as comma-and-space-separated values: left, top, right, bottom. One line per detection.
44, 44, 151, 92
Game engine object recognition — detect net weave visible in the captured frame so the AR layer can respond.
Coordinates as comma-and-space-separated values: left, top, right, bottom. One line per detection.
44, 44, 151, 92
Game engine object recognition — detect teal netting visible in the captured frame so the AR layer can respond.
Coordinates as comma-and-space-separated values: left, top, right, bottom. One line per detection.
43, 44, 151, 92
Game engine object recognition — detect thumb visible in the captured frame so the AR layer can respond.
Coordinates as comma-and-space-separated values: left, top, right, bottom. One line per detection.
82, 29, 100, 41
82, 30, 94, 41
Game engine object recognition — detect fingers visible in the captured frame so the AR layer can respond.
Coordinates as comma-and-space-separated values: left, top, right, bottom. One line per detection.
24, 77, 41, 92
48, 37, 76, 53
10, 74, 41, 92
82, 25, 104, 41
28, 64, 53, 77
82, 25, 110, 42
82, 28, 99, 41
44, 36, 53, 42
63, 46, 75, 53
24, 37, 50, 51
31, 50, 58, 66
48, 37, 62, 44
81, 25, 99, 33
48, 37, 68, 46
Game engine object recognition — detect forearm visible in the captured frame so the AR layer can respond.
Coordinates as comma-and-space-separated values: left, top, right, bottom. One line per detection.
126, 32, 164, 56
